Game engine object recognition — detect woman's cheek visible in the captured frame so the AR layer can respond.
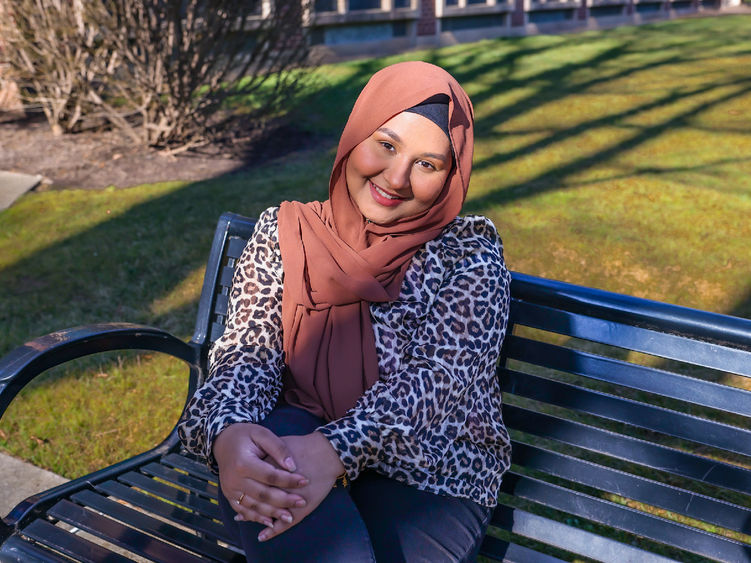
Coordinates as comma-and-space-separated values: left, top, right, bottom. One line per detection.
413, 174, 448, 206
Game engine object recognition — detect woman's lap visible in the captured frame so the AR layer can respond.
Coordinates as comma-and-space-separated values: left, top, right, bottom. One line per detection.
350, 472, 490, 562
218, 405, 491, 562
219, 481, 376, 562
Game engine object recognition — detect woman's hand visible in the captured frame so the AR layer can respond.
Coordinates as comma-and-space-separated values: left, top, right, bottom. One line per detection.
214, 423, 310, 527
257, 431, 346, 542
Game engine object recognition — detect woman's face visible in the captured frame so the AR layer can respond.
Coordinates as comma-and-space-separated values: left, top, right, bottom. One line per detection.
345, 111, 452, 226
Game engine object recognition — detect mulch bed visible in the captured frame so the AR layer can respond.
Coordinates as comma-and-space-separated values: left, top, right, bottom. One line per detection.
0, 111, 313, 191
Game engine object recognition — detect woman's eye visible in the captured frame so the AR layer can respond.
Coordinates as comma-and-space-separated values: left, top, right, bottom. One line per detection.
379, 141, 395, 152
417, 160, 436, 171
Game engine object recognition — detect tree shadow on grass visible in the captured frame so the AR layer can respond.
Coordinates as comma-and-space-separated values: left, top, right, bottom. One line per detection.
464, 75, 751, 212
2, 15, 750, 363
0, 15, 749, 483
729, 289, 751, 326
0, 150, 332, 357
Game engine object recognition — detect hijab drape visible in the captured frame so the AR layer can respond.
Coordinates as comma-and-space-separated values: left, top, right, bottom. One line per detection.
277, 61, 475, 421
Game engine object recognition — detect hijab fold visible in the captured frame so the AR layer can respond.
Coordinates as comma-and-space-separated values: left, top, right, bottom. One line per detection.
278, 62, 475, 421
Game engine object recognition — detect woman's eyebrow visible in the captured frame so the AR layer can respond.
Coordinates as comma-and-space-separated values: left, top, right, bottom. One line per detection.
422, 152, 448, 162
376, 127, 448, 162
377, 127, 402, 143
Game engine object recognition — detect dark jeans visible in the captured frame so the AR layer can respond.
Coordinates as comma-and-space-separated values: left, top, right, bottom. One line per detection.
217, 405, 492, 562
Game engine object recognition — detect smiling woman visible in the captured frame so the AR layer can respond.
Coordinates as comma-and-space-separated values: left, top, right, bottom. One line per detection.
177, 61, 512, 562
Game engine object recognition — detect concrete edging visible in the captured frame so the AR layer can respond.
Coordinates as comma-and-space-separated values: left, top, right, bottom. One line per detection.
0, 451, 68, 518
0, 171, 43, 211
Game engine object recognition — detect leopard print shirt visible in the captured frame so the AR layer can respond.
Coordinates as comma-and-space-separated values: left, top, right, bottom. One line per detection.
177, 206, 512, 507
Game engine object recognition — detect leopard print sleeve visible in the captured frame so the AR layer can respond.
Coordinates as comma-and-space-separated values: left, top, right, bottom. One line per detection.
318, 216, 512, 506
177, 206, 285, 470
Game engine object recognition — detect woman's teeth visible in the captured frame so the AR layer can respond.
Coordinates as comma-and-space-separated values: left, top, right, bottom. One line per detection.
374, 185, 400, 200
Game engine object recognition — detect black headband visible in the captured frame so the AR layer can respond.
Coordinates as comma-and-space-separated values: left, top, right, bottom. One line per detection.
403, 94, 451, 143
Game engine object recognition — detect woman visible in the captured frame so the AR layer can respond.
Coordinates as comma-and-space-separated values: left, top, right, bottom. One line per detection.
178, 61, 512, 562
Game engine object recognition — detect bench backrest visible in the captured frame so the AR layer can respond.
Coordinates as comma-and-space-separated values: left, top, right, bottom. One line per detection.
494, 274, 751, 562
194, 212, 751, 562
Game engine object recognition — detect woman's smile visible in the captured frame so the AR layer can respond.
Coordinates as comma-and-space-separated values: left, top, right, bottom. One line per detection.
346, 111, 452, 226
369, 181, 406, 207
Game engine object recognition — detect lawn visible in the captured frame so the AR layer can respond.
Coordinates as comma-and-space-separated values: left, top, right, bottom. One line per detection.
1, 15, 750, 479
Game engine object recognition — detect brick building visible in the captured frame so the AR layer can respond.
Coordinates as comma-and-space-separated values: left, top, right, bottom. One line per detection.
305, 0, 740, 59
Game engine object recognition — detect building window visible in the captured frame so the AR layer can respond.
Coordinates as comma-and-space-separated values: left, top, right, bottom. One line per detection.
315, 0, 338, 11
349, 0, 382, 10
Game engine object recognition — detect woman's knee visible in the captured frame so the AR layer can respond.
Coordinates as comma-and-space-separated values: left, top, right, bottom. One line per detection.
351, 472, 491, 563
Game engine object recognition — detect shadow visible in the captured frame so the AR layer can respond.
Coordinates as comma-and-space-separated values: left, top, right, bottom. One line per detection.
729, 288, 751, 326
0, 149, 333, 358
2, 14, 750, 362
464, 74, 751, 212
540, 156, 751, 196
0, 19, 749, 542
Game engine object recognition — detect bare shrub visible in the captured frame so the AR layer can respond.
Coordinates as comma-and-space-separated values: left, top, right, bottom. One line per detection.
0, 3, 25, 121
0, 0, 113, 135
1, 0, 313, 149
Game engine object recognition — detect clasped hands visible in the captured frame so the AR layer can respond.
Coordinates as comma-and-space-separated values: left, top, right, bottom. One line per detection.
213, 423, 345, 542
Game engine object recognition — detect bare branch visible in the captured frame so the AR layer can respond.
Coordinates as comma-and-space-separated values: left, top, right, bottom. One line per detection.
1, 0, 312, 149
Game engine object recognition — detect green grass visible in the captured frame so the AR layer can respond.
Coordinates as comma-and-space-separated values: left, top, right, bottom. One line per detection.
1, 15, 750, 482
0, 154, 332, 477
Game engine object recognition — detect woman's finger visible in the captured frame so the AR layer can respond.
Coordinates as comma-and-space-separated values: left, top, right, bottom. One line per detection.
242, 454, 308, 489
243, 477, 307, 509
225, 486, 280, 523
229, 482, 304, 522
249, 425, 298, 472
257, 515, 299, 542
233, 507, 274, 528
237, 499, 278, 527
236, 502, 294, 527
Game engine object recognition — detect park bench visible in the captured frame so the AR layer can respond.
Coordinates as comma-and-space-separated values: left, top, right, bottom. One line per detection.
1, 211, 750, 562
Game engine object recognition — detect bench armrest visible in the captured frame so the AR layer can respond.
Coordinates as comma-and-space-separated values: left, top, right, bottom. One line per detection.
0, 323, 199, 418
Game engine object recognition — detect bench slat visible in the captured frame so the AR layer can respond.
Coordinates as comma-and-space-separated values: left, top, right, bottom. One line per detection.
0, 533, 72, 563
510, 273, 751, 349
71, 489, 238, 562
226, 236, 248, 259
501, 472, 748, 562
219, 265, 235, 288
118, 471, 221, 519
502, 369, 751, 457
162, 451, 216, 482
511, 441, 750, 532
504, 404, 751, 495
211, 321, 227, 342
491, 504, 676, 563
141, 461, 219, 499
479, 534, 567, 562
95, 479, 232, 543
506, 335, 751, 417
510, 300, 751, 377
48, 499, 207, 563
20, 519, 133, 563
215, 293, 229, 316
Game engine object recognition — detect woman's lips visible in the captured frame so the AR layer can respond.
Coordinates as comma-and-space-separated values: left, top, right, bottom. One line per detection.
369, 181, 404, 207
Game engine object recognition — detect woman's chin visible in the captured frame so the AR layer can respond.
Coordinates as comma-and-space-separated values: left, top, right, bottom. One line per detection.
360, 205, 395, 226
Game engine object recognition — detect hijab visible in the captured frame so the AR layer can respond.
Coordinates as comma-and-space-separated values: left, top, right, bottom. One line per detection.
277, 61, 475, 421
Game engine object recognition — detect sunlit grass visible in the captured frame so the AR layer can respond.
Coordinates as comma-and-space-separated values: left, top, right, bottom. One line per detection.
0, 352, 188, 478
1, 15, 750, 483
0, 151, 331, 477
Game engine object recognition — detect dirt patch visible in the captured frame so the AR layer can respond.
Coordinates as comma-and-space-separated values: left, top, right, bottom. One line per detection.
0, 111, 318, 191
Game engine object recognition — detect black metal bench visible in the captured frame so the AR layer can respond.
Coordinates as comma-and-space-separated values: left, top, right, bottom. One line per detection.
1, 212, 750, 562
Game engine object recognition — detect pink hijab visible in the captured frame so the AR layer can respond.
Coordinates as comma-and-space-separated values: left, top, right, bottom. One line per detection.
277, 61, 474, 420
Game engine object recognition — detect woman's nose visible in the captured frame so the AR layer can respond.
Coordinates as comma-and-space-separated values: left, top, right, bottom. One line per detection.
383, 158, 411, 191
